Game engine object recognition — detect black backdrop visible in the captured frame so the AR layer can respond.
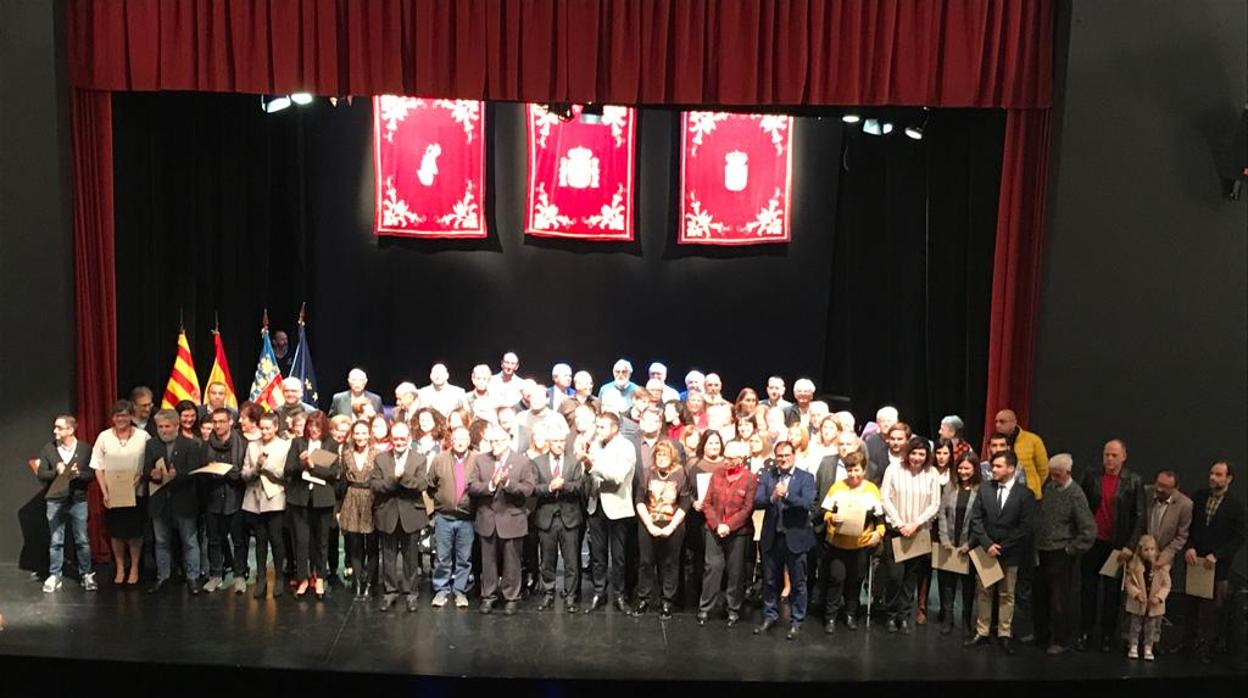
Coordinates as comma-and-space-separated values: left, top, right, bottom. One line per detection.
113, 93, 1001, 442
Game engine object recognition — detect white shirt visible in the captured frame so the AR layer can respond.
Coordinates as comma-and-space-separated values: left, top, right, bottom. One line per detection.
57, 441, 77, 466
393, 448, 410, 478
417, 383, 467, 417
489, 373, 524, 407
880, 464, 942, 528
995, 477, 1016, 507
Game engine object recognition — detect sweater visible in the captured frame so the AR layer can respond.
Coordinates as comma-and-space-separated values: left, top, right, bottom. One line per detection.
1034, 478, 1097, 554
822, 480, 885, 549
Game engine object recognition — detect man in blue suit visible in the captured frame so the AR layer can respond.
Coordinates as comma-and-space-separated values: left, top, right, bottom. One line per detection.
754, 440, 817, 640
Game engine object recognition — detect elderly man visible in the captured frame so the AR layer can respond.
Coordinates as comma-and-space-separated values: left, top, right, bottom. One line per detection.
599, 359, 641, 408
647, 362, 681, 402
417, 363, 467, 418
278, 377, 317, 422
939, 415, 971, 461
558, 370, 599, 418
548, 363, 574, 413
1144, 470, 1192, 567
992, 409, 1048, 500
784, 379, 816, 427
370, 421, 429, 612
680, 370, 705, 401
762, 376, 791, 410
426, 426, 476, 609
130, 386, 157, 435
533, 421, 584, 611
1076, 438, 1145, 652
489, 352, 525, 408
703, 373, 726, 405
468, 424, 536, 615
391, 381, 420, 424
864, 405, 899, 473
330, 368, 383, 417
144, 409, 203, 595
1033, 454, 1096, 655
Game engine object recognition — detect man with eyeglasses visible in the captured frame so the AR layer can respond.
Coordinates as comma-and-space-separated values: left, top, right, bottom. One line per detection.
755, 440, 816, 639
36, 414, 97, 592
467, 424, 536, 615
581, 412, 637, 614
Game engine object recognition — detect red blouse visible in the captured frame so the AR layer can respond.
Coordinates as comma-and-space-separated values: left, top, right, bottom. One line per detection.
704, 465, 758, 535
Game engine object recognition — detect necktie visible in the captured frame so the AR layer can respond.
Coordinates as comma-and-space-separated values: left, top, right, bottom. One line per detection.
997, 485, 1006, 509
552, 456, 561, 479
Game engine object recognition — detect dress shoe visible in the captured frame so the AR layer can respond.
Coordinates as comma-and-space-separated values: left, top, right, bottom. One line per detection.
406, 596, 420, 613
479, 599, 495, 615
378, 594, 397, 612
503, 601, 518, 616
565, 599, 578, 614
1074, 635, 1089, 652
824, 620, 837, 635
786, 625, 801, 641
188, 580, 200, 596
613, 596, 631, 614
584, 594, 606, 614
253, 582, 268, 600
844, 615, 858, 631
754, 618, 777, 635
362, 583, 374, 599
632, 600, 650, 617
271, 579, 285, 598
887, 617, 900, 634
726, 612, 740, 628
964, 634, 992, 648
1000, 637, 1016, 655
899, 619, 913, 635
537, 594, 555, 611
1046, 644, 1067, 656
697, 612, 709, 627
659, 602, 673, 620
145, 578, 167, 595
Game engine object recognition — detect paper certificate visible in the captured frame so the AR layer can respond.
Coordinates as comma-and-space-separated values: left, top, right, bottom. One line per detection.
933, 543, 971, 575
970, 546, 1005, 588
301, 471, 327, 487
104, 470, 137, 508
752, 510, 765, 542
891, 528, 932, 562
1098, 550, 1122, 578
259, 470, 284, 499
148, 457, 168, 496
1186, 560, 1216, 600
835, 505, 868, 538
191, 462, 235, 476
309, 449, 339, 468
696, 472, 711, 503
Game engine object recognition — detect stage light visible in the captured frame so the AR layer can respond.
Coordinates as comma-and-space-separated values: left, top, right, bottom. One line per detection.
842, 114, 862, 124
881, 122, 894, 135
863, 119, 882, 136
905, 125, 924, 140
580, 103, 604, 124
290, 92, 314, 105
261, 95, 292, 113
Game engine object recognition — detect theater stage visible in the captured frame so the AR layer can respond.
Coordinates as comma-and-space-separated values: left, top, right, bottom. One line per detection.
0, 563, 1241, 696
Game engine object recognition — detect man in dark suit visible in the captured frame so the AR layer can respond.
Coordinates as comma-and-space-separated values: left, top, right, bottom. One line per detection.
36, 414, 96, 592
329, 368, 383, 417
965, 450, 1036, 654
144, 409, 203, 594
1182, 460, 1245, 664
370, 422, 429, 612
754, 440, 817, 640
468, 424, 537, 615
863, 406, 899, 482
533, 424, 584, 612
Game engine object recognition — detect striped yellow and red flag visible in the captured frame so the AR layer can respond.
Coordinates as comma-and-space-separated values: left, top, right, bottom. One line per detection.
160, 329, 202, 408
206, 328, 239, 409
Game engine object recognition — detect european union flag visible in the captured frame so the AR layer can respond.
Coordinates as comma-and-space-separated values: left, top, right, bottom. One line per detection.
290, 321, 319, 408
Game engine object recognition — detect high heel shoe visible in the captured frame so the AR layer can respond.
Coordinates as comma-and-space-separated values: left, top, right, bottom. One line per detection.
314, 577, 326, 601
295, 580, 310, 598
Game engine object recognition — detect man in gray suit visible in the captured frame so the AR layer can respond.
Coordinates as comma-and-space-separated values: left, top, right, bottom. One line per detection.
468, 424, 537, 615
370, 422, 429, 613
329, 368, 383, 417
534, 422, 584, 611
1145, 470, 1192, 567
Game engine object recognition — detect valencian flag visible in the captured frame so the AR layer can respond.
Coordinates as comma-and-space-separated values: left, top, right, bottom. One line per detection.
249, 313, 283, 411
289, 305, 319, 406
206, 324, 239, 409
160, 328, 201, 408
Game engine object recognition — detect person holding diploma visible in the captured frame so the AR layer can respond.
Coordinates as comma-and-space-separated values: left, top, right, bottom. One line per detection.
937, 452, 982, 638
683, 429, 725, 610
92, 400, 150, 587
36, 414, 96, 593
143, 410, 202, 595
821, 450, 885, 634
879, 436, 942, 634
1181, 460, 1244, 664
240, 412, 295, 599
698, 440, 758, 628
1033, 453, 1096, 655
288, 411, 340, 599
754, 440, 815, 639
200, 408, 248, 593
965, 450, 1036, 654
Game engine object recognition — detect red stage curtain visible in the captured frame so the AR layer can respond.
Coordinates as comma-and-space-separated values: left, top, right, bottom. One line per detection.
71, 88, 117, 562
67, 0, 1052, 109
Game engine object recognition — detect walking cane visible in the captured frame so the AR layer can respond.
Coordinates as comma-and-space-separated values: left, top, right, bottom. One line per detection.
866, 556, 876, 629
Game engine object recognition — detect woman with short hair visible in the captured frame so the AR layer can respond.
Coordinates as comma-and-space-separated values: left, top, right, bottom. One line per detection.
91, 400, 151, 586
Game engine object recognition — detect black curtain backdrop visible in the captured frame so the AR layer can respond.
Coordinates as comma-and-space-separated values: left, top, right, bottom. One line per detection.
113, 93, 1001, 435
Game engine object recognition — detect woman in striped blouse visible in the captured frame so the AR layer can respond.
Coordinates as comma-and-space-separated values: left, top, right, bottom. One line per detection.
880, 436, 942, 634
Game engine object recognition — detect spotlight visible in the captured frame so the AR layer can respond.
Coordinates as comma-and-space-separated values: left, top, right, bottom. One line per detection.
842, 114, 862, 124
580, 103, 604, 125
290, 92, 314, 105
881, 122, 894, 135
261, 95, 292, 113
863, 118, 882, 136
904, 125, 924, 140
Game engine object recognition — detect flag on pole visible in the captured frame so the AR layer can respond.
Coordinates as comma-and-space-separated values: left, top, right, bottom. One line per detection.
160, 328, 202, 408
206, 324, 239, 409
249, 313, 283, 411
289, 304, 319, 406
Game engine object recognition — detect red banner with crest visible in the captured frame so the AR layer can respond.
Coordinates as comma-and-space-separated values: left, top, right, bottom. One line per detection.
374, 96, 486, 238
679, 112, 794, 245
525, 104, 636, 241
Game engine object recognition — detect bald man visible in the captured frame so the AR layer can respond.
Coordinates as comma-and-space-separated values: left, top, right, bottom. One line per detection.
330, 368, 383, 417
992, 409, 1048, 500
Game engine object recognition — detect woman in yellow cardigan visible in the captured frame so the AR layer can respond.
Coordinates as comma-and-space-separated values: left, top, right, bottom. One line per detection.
821, 450, 885, 635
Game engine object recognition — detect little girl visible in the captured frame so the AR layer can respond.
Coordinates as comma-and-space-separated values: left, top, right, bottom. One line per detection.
1122, 534, 1171, 660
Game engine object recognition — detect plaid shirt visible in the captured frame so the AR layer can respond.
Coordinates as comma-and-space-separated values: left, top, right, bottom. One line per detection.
704, 465, 758, 535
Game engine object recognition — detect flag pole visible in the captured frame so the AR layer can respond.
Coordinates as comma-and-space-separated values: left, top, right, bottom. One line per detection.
262, 308, 270, 331
298, 301, 306, 326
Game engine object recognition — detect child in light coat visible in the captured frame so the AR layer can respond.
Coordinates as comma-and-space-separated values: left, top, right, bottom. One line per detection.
1122, 534, 1171, 661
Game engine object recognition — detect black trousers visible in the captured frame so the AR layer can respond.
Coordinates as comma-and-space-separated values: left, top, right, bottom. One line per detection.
205, 511, 247, 579
244, 511, 287, 586
326, 523, 341, 577
884, 533, 927, 621
700, 530, 750, 615
637, 522, 685, 605
538, 514, 581, 598
1036, 549, 1081, 647
480, 534, 523, 602
289, 505, 333, 580
682, 512, 707, 607
586, 506, 630, 597
826, 546, 871, 620
380, 527, 422, 597
344, 531, 379, 587
937, 569, 976, 630
1080, 539, 1120, 640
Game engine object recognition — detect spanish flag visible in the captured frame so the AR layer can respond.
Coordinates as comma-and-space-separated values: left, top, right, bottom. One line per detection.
206, 328, 239, 409
160, 329, 202, 408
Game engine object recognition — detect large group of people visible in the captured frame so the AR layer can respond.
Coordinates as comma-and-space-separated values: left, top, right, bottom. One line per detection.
33, 353, 1243, 664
